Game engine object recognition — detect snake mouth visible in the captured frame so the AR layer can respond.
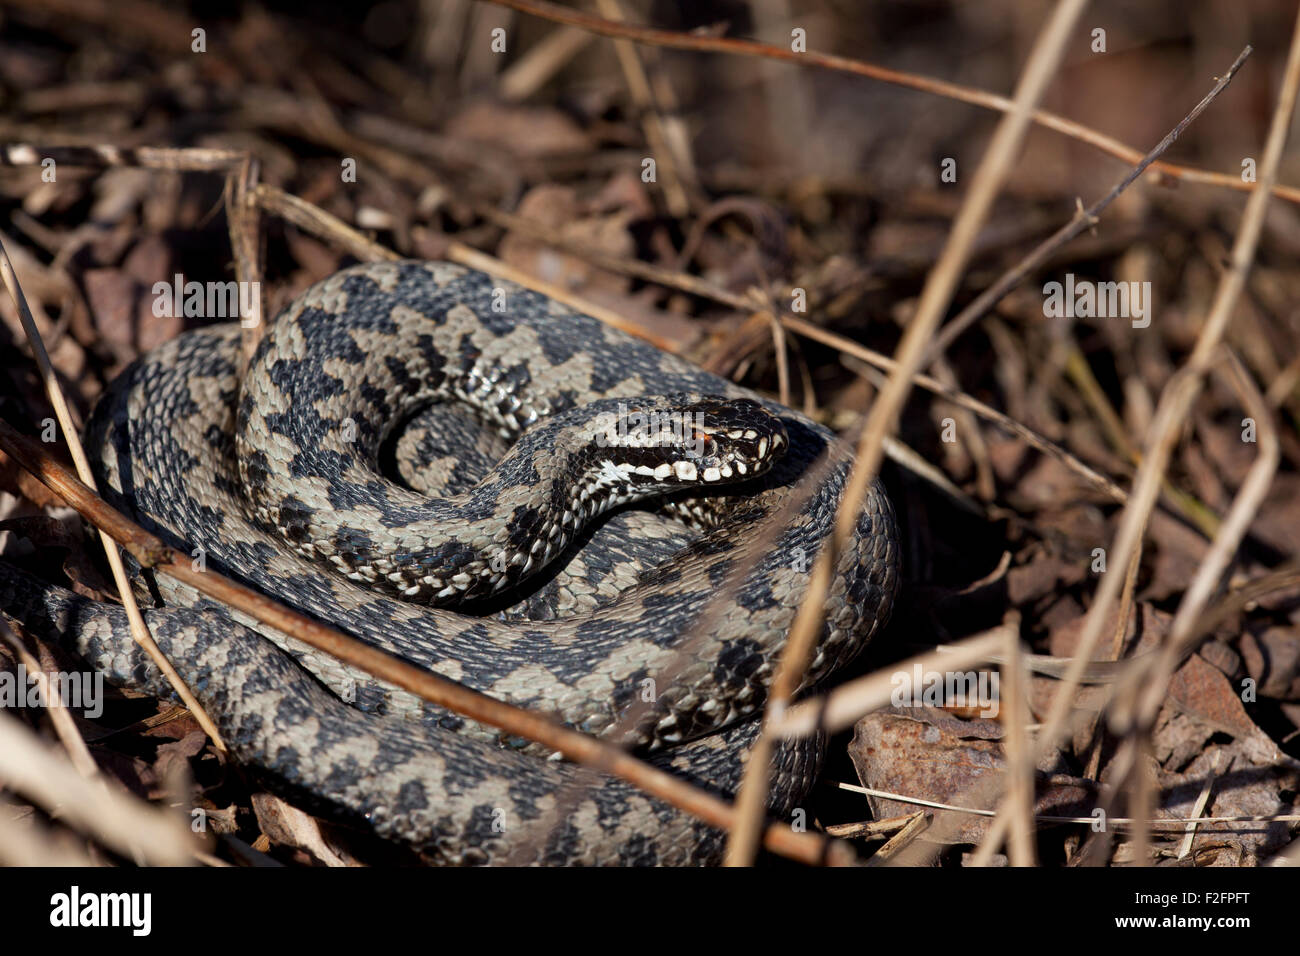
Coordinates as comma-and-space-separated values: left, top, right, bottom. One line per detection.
594, 395, 789, 488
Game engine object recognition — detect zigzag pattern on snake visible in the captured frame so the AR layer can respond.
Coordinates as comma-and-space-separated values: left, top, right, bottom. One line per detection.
0, 259, 899, 865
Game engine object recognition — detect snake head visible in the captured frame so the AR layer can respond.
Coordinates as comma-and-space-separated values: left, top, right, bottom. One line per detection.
596, 394, 788, 487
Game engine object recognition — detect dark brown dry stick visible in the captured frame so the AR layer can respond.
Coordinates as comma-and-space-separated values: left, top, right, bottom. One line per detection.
0, 419, 849, 867
252, 183, 400, 263
227, 154, 265, 366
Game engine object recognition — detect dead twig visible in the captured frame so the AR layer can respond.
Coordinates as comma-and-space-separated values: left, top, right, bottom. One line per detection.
923, 46, 1253, 361
227, 154, 264, 366
0, 419, 849, 867
483, 2, 1299, 205
592, 0, 694, 217
971, 6, 1300, 860
724, 0, 1091, 866
0, 235, 227, 754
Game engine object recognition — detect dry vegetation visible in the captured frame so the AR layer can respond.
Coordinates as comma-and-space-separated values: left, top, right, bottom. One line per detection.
0, 0, 1298, 868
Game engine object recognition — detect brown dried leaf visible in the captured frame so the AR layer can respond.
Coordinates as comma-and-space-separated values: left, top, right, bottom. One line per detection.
1168, 653, 1260, 744
82, 269, 134, 351
0, 514, 115, 600
1005, 545, 1082, 606
251, 793, 353, 867
153, 728, 208, 788
1247, 474, 1300, 559
848, 708, 1092, 845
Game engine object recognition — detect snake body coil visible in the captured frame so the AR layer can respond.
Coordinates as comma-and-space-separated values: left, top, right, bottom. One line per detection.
0, 260, 899, 864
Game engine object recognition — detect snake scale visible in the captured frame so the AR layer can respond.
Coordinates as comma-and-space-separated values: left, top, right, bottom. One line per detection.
0, 259, 899, 865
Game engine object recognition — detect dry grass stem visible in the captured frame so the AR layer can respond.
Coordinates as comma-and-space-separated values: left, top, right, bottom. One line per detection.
923, 46, 1252, 361
0, 235, 227, 753
724, 0, 1091, 866
0, 619, 98, 779
0, 711, 196, 864
485, 2, 1297, 204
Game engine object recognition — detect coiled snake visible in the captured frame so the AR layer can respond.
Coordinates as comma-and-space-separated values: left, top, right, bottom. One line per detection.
0, 260, 899, 864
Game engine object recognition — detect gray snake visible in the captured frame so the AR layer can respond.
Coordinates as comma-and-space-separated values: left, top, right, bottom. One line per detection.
0, 259, 899, 864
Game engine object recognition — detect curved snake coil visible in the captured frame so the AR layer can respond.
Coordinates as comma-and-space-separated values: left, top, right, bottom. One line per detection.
0, 260, 899, 865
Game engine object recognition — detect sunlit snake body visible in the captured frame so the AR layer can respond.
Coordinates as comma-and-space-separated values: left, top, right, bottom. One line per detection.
0, 260, 899, 864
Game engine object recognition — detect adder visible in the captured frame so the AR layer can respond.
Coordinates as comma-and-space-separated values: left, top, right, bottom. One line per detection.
0, 259, 899, 865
